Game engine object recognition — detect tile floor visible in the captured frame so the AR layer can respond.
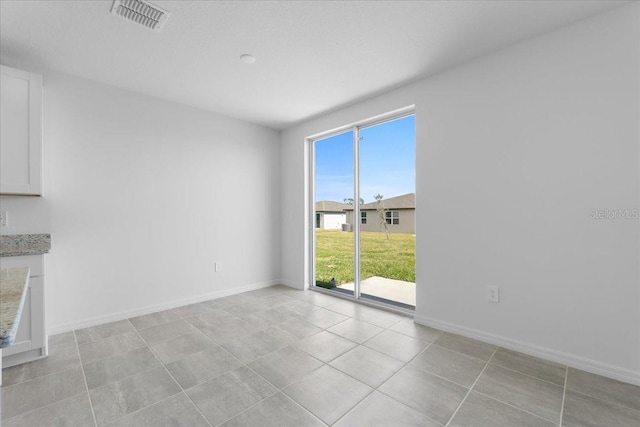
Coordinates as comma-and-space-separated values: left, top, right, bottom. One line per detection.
2, 285, 639, 426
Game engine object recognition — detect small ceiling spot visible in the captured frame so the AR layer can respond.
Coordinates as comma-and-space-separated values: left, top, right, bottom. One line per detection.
240, 54, 256, 64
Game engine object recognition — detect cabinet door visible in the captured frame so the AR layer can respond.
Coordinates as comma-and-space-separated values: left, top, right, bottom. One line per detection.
0, 65, 43, 195
2, 276, 45, 357
0, 255, 46, 366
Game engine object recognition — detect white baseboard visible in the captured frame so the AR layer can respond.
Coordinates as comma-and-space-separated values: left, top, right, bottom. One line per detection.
279, 279, 305, 290
414, 314, 640, 387
47, 279, 281, 336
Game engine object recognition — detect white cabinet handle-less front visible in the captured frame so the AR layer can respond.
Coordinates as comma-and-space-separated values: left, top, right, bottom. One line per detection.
0, 255, 47, 367
0, 64, 43, 196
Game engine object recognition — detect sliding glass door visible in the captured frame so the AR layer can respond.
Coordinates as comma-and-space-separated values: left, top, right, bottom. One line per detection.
313, 129, 355, 297
311, 111, 415, 309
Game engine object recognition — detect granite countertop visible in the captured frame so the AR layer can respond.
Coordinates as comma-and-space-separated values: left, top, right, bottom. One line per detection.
0, 267, 30, 348
0, 234, 51, 257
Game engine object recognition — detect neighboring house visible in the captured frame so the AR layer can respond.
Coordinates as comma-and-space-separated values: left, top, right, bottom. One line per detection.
345, 193, 415, 234
315, 201, 349, 230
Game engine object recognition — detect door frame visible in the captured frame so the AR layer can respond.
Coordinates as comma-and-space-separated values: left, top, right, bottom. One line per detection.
307, 105, 415, 312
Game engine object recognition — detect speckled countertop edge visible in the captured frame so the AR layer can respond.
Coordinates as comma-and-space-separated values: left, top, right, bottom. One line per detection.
0, 267, 30, 348
0, 234, 51, 257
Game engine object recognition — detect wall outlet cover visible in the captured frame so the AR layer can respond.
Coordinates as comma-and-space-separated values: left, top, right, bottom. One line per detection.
486, 285, 499, 303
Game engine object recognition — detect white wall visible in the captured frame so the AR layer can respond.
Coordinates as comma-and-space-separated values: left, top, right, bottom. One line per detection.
281, 3, 640, 384
1, 72, 281, 333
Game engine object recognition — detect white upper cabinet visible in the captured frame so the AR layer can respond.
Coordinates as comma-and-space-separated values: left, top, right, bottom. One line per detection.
0, 65, 43, 196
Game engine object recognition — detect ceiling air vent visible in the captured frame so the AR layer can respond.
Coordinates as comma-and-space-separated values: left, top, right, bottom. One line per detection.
111, 0, 170, 32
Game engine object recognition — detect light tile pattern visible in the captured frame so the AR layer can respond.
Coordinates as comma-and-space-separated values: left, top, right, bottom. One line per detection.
2, 284, 639, 426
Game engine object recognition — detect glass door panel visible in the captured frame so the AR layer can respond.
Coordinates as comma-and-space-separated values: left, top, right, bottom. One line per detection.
313, 130, 355, 296
358, 115, 416, 308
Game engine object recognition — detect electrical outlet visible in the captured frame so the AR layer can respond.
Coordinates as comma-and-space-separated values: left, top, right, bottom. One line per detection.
486, 286, 499, 303
215, 262, 221, 272
0, 211, 7, 227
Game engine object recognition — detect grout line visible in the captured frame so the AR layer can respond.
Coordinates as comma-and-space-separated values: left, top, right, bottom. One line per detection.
75, 331, 147, 367
194, 290, 419, 425
282, 393, 333, 427
470, 389, 563, 425
130, 314, 183, 333
74, 331, 99, 427
436, 352, 566, 426
388, 327, 445, 344
219, 368, 292, 424
423, 342, 494, 362
209, 303, 396, 425
0, 362, 79, 390
332, 385, 445, 427
211, 343, 327, 426
1, 334, 93, 424
278, 368, 350, 425
112, 301, 411, 425
402, 357, 497, 391
337, 321, 569, 423
377, 341, 511, 393
128, 320, 214, 427
364, 344, 431, 399
444, 347, 498, 427
341, 334, 462, 426
81, 357, 160, 392
193, 324, 326, 425
326, 344, 399, 425
562, 386, 640, 415
102, 392, 187, 426
0, 390, 89, 424
485, 359, 567, 388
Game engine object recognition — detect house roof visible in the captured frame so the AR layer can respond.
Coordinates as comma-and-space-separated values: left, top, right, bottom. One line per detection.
344, 193, 415, 211
315, 201, 350, 213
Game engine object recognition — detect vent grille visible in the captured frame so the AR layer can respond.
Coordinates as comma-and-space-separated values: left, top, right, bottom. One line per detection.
111, 0, 170, 32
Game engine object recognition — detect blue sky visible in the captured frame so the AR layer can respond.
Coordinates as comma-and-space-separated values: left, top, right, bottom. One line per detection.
315, 115, 415, 204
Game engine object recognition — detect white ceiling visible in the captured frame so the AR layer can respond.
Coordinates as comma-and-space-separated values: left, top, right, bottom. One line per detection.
0, 0, 627, 130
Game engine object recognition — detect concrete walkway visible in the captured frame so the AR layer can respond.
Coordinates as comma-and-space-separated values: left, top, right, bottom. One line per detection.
337, 276, 415, 306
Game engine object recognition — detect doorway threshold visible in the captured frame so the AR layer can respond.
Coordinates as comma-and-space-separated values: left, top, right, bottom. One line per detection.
309, 285, 415, 317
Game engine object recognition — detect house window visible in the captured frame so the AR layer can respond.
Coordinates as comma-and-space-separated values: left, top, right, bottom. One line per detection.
386, 211, 399, 225
361, 211, 367, 224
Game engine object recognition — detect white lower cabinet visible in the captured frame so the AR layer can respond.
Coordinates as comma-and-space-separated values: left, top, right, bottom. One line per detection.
0, 254, 47, 367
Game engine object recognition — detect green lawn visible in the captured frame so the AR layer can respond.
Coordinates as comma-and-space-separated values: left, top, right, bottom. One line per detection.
315, 230, 415, 286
